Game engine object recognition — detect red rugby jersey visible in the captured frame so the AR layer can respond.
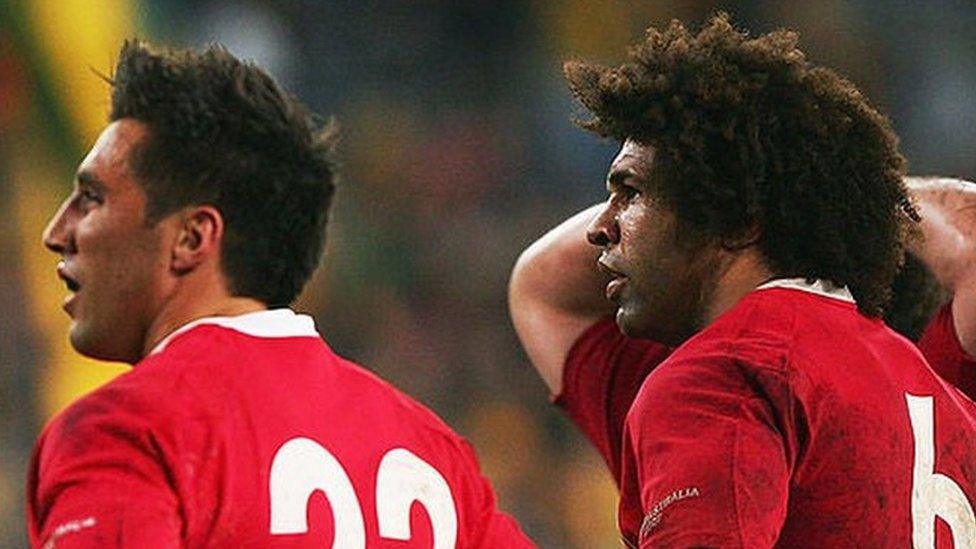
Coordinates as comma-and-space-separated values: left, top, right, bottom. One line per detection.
917, 300, 976, 401
27, 309, 533, 548
561, 280, 976, 548
555, 319, 669, 485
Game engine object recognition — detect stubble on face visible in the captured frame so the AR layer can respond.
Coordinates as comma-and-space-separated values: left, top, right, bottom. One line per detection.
618, 204, 723, 345
46, 120, 175, 363
599, 140, 726, 346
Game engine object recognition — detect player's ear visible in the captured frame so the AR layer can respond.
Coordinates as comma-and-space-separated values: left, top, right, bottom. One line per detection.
171, 205, 224, 273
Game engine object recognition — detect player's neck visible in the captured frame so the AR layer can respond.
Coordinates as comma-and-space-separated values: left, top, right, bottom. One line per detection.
140, 280, 267, 360
703, 248, 774, 326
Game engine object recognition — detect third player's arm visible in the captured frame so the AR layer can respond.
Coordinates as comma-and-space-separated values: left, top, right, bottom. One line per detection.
508, 204, 613, 394
907, 176, 976, 355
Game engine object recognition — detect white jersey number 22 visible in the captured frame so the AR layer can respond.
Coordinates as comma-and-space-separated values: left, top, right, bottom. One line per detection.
906, 394, 976, 548
269, 437, 458, 548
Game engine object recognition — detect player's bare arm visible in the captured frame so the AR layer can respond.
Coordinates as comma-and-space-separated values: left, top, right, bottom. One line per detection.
553, 12, 976, 546
906, 176, 976, 355
508, 204, 612, 394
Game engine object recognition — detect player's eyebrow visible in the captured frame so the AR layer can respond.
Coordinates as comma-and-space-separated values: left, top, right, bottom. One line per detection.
607, 167, 639, 189
76, 170, 107, 192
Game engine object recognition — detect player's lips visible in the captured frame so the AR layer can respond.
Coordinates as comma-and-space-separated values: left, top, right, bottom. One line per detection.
598, 258, 628, 302
57, 261, 81, 314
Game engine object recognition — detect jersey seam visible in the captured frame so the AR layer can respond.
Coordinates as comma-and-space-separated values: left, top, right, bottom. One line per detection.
719, 294, 794, 549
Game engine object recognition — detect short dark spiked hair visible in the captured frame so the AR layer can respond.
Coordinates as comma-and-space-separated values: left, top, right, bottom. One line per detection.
109, 39, 337, 307
565, 14, 911, 316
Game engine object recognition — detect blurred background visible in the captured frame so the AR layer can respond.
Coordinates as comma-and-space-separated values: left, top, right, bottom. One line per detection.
1, 0, 974, 546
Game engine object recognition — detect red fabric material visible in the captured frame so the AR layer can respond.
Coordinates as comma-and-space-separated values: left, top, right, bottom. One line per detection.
562, 288, 976, 548
27, 325, 534, 548
918, 301, 976, 401
555, 318, 670, 485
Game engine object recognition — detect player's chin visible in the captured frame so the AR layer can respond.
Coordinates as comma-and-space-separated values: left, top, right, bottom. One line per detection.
614, 304, 651, 338
68, 323, 99, 357
69, 324, 128, 362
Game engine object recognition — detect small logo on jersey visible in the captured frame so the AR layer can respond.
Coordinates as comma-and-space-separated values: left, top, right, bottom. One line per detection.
640, 486, 701, 540
44, 516, 97, 548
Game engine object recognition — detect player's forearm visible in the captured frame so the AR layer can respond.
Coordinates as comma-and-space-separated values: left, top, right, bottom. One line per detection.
509, 203, 613, 321
905, 176, 976, 291
509, 203, 616, 393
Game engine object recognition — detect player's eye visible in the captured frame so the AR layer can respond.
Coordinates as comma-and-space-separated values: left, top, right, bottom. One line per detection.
606, 183, 641, 208
76, 187, 102, 209
613, 184, 640, 204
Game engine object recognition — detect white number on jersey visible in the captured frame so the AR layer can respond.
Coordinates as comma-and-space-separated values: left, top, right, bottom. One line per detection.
269, 438, 366, 545
268, 437, 458, 548
377, 448, 458, 547
906, 394, 976, 548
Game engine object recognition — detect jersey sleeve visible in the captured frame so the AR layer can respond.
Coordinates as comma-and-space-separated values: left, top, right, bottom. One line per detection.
917, 300, 976, 401
554, 317, 671, 484
620, 353, 795, 548
27, 389, 181, 548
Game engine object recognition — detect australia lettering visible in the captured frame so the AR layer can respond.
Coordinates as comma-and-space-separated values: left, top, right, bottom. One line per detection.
640, 486, 701, 539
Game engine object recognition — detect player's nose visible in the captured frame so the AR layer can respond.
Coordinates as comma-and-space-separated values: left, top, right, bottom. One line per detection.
42, 198, 74, 255
586, 202, 619, 247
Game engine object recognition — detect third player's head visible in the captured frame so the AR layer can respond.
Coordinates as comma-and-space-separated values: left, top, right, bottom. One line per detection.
570, 14, 910, 344
42, 40, 336, 363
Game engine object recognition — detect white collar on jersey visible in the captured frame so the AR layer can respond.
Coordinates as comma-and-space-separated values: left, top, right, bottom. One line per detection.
149, 308, 319, 356
755, 278, 855, 304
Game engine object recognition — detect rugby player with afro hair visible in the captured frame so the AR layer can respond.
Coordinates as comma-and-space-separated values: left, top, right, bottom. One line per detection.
511, 13, 976, 547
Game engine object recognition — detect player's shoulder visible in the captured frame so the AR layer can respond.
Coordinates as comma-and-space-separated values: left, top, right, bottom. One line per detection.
332, 353, 473, 448
627, 291, 825, 431
147, 323, 256, 370
134, 323, 305, 396
62, 349, 185, 418
642, 286, 856, 402
664, 290, 797, 371
35, 363, 172, 473
677, 285, 868, 364
38, 329, 229, 447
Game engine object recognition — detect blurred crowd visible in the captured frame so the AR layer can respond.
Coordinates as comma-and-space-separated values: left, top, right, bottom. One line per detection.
2, 1, 974, 546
